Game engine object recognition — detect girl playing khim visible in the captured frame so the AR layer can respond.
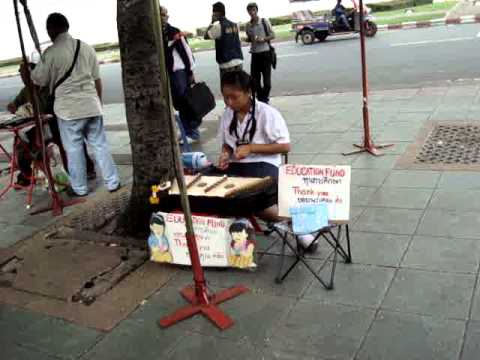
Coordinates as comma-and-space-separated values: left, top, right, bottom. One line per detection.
215, 70, 316, 250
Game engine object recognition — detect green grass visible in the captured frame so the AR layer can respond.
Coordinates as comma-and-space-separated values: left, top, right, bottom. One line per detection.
375, 12, 448, 25
372, 1, 457, 17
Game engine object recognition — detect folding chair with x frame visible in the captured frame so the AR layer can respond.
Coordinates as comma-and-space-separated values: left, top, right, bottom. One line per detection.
266, 221, 352, 290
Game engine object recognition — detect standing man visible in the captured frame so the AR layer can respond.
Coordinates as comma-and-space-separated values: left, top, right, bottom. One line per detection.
160, 6, 200, 144
31, 13, 120, 197
204, 2, 243, 80
245, 2, 275, 104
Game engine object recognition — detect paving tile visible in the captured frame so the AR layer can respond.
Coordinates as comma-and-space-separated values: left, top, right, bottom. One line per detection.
192, 292, 295, 345
402, 236, 480, 274
18, 317, 101, 360
349, 232, 411, 267
290, 134, 336, 153
382, 269, 475, 319
357, 311, 465, 360
310, 153, 358, 166
461, 320, 480, 360
352, 155, 401, 170
350, 169, 390, 187
469, 283, 480, 321
0, 224, 39, 248
304, 263, 395, 308
83, 311, 184, 360
0, 343, 58, 360
417, 210, 480, 240
350, 206, 366, 224
284, 153, 315, 164
0, 305, 46, 346
197, 254, 318, 299
438, 172, 480, 190
354, 208, 424, 235
136, 279, 295, 346
167, 334, 263, 360
265, 300, 375, 360
383, 170, 441, 188
351, 186, 379, 207
368, 187, 433, 209
429, 190, 480, 212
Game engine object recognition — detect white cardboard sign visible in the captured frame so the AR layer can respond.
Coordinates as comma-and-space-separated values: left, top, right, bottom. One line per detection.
148, 212, 256, 268
278, 164, 351, 221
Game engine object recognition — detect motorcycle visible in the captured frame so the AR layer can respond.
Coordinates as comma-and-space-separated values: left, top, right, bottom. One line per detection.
293, 8, 377, 45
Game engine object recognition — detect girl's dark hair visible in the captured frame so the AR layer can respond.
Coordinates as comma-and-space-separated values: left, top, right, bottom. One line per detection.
150, 213, 165, 227
221, 70, 257, 142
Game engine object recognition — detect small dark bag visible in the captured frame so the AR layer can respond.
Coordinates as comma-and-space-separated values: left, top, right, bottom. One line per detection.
46, 39, 81, 115
261, 18, 277, 70
184, 81, 216, 120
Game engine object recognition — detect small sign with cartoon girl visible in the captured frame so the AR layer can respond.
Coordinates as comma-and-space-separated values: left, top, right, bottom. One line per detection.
148, 213, 173, 263
228, 219, 256, 269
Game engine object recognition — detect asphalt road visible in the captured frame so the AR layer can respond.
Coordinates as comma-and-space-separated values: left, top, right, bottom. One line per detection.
1, 23, 479, 110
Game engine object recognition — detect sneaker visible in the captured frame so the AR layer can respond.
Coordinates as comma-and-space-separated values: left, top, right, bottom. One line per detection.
109, 183, 122, 193
15, 173, 31, 187
66, 186, 88, 198
178, 136, 199, 145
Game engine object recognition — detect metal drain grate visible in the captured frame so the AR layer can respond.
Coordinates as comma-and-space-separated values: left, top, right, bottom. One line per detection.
416, 125, 480, 165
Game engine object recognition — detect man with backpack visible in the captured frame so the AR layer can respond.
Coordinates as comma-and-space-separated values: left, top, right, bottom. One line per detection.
245, 2, 275, 104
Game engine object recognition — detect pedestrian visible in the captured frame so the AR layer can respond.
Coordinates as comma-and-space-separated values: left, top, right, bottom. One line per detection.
204, 1, 243, 81
245, 2, 275, 104
8, 62, 96, 186
160, 6, 200, 145
31, 13, 120, 197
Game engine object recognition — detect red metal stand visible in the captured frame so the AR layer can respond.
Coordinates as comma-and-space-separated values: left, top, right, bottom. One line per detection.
159, 234, 249, 330
343, 0, 393, 156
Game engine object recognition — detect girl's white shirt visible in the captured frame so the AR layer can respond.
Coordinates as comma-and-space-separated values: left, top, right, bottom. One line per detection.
217, 101, 290, 167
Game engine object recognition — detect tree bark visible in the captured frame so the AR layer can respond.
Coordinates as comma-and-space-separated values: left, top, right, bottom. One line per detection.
117, 0, 174, 236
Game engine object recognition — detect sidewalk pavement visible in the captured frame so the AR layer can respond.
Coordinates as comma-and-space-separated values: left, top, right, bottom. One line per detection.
2, 82, 480, 359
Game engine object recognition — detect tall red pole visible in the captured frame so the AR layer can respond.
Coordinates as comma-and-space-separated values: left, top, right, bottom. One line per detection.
343, 0, 393, 156
156, 0, 248, 330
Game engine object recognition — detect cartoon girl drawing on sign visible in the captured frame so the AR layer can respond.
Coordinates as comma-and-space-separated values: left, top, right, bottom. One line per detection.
228, 219, 256, 269
148, 213, 173, 263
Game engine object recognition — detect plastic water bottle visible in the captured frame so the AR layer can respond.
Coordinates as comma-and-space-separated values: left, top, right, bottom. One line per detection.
181, 152, 210, 170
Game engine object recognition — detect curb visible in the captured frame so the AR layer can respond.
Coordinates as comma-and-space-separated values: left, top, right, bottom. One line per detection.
377, 14, 480, 31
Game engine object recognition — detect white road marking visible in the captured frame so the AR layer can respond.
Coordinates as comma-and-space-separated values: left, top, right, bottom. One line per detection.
390, 37, 474, 47
477, 31, 480, 38
277, 51, 318, 58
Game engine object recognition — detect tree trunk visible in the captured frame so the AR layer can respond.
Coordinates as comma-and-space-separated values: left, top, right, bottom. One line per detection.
117, 0, 174, 236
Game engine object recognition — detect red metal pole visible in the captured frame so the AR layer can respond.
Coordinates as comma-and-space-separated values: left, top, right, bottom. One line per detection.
358, 0, 373, 149
343, 0, 393, 156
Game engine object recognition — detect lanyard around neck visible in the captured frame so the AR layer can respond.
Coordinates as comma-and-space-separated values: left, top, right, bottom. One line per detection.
233, 104, 255, 142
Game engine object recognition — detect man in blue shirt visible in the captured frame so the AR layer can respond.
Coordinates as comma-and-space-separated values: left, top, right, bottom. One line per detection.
334, 0, 351, 30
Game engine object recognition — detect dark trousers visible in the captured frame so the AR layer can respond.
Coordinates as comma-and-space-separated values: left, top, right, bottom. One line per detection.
170, 69, 200, 139
251, 51, 272, 104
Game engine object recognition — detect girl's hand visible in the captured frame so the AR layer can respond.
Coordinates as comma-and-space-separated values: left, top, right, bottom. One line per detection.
234, 145, 251, 160
218, 152, 230, 170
